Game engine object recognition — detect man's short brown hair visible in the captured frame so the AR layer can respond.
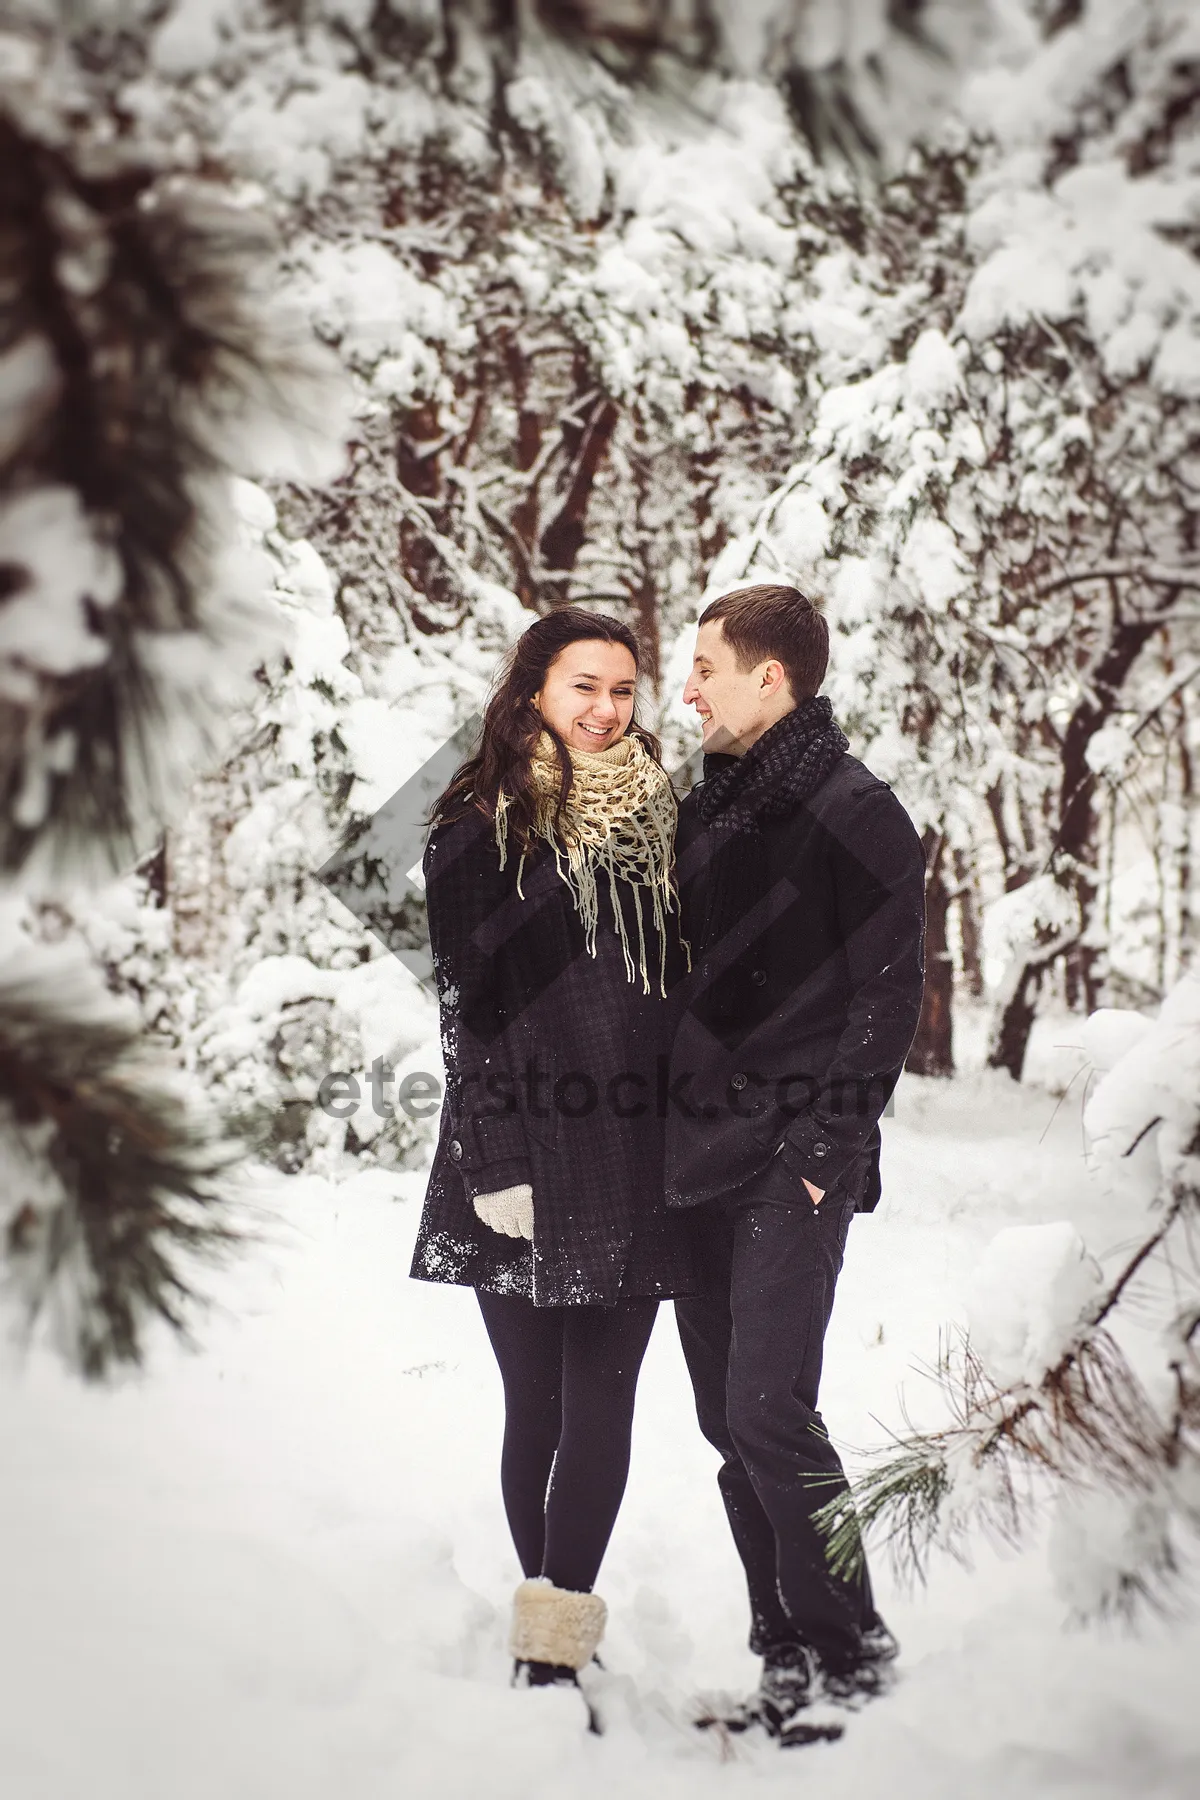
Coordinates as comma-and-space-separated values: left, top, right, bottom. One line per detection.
698, 584, 829, 701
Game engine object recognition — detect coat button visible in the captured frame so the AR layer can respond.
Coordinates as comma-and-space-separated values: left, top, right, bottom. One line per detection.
730, 1072, 748, 1091
750, 968, 767, 986
813, 1140, 829, 1158
448, 1138, 463, 1162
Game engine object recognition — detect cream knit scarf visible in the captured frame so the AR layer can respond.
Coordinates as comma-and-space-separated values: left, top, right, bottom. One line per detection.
494, 729, 688, 996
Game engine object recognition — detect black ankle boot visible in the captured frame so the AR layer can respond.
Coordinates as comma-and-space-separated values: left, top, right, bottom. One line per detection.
512, 1658, 602, 1734
512, 1658, 580, 1690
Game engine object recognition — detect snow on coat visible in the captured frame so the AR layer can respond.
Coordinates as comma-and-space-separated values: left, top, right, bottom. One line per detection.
410, 804, 700, 1307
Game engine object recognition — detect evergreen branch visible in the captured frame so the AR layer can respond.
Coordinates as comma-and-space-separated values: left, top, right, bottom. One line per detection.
0, 935, 253, 1379
814, 1435, 954, 1585
0, 53, 347, 884
817, 1311, 1175, 1593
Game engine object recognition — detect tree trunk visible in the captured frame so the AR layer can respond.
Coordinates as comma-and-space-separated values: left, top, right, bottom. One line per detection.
1179, 689, 1195, 971
987, 955, 1046, 1082
1063, 941, 1099, 1012
540, 393, 619, 601
953, 845, 984, 998
137, 835, 168, 907
907, 829, 954, 1077
993, 599, 1171, 1075
506, 337, 543, 609
985, 781, 1033, 892
629, 449, 661, 686
167, 779, 232, 964
1055, 601, 1165, 1013
397, 399, 457, 625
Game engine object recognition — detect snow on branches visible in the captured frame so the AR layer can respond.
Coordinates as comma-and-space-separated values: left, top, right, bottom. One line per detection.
0, 910, 251, 1379
0, 21, 350, 1374
694, 0, 1200, 1076
0, 27, 349, 888
818, 975, 1200, 1621
138, 0, 995, 174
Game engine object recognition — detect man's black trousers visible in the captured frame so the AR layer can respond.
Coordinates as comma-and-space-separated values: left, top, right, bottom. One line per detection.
674, 1185, 884, 1669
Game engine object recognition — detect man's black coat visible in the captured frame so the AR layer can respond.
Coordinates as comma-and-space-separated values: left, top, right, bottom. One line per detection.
664, 752, 927, 1213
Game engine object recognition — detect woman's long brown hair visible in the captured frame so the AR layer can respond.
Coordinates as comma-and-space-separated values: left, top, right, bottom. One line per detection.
431, 607, 664, 853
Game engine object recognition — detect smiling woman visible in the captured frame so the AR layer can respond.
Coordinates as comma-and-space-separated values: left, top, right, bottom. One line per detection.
532, 638, 637, 752
409, 605, 699, 1724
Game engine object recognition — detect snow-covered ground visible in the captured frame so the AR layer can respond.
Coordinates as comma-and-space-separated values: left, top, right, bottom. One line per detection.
2, 1062, 1198, 1800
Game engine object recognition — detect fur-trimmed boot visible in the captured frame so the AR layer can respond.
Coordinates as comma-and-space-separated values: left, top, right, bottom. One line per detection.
509, 1577, 607, 1734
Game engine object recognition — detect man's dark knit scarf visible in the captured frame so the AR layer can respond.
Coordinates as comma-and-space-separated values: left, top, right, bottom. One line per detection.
694, 694, 849, 833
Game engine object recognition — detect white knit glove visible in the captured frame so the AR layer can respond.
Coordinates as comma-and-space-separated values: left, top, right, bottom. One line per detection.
473, 1183, 534, 1239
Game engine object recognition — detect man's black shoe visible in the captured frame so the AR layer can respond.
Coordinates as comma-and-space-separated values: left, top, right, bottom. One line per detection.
860, 1620, 901, 1665
757, 1643, 816, 1725
820, 1648, 899, 1711
758, 1644, 845, 1745
694, 1644, 845, 1747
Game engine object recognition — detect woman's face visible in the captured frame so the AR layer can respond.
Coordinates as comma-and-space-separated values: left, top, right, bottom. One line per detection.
533, 639, 637, 753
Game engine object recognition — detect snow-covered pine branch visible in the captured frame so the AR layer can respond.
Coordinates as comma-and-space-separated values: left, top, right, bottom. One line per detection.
819, 975, 1200, 1621
0, 23, 351, 1373
0, 28, 348, 886
133, 0, 996, 172
0, 916, 251, 1379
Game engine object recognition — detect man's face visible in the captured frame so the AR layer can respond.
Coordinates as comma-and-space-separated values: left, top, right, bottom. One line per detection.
682, 619, 790, 756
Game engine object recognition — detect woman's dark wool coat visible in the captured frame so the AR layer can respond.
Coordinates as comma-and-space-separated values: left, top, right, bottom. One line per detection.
410, 803, 700, 1307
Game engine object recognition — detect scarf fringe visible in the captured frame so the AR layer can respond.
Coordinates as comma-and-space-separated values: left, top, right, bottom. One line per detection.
494, 733, 688, 996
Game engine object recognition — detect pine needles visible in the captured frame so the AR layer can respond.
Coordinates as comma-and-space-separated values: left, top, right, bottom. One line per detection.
0, 934, 253, 1377
816, 1434, 953, 1585
816, 1191, 1200, 1612
0, 24, 346, 1376
0, 31, 346, 886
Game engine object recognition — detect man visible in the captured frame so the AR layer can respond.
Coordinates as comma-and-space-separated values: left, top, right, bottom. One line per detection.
665, 584, 927, 1746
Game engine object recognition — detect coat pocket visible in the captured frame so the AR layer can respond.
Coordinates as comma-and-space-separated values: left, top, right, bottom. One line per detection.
523, 1047, 559, 1152
472, 1046, 559, 1155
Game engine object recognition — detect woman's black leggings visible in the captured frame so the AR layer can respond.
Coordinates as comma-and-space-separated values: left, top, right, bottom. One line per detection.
476, 1290, 659, 1594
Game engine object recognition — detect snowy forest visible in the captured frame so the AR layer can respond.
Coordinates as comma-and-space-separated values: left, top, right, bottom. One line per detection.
1, 2, 1199, 1795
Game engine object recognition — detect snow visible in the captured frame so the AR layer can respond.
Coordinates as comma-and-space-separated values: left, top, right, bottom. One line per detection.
504, 75, 608, 224
0, 487, 121, 700
3, 1069, 1199, 1797
233, 954, 344, 1019
3, 3, 1198, 1792
1084, 974, 1200, 1195
219, 68, 376, 203
300, 241, 461, 375
959, 70, 1200, 376
0, 332, 59, 463
1079, 1007, 1154, 1075
965, 1221, 1104, 1389
1049, 1485, 1177, 1625
895, 517, 970, 612
981, 875, 1080, 990
150, 0, 240, 78
332, 954, 439, 1071
1085, 725, 1139, 783
904, 328, 964, 409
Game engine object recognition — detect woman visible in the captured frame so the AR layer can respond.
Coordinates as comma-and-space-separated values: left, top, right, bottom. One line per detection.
410, 607, 697, 1715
